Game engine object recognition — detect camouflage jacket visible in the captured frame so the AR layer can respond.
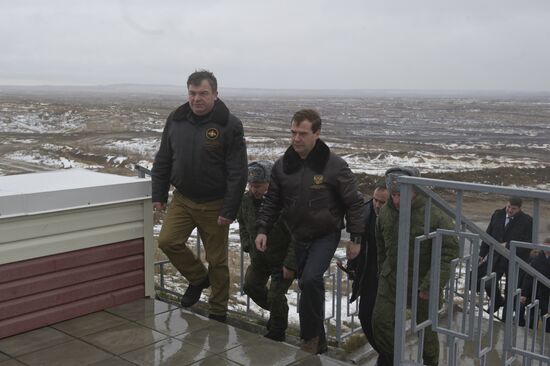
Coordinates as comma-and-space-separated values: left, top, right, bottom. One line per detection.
376, 194, 459, 295
237, 191, 296, 271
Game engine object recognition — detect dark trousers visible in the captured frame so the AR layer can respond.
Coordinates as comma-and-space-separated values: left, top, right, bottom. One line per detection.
476, 261, 506, 308
359, 272, 382, 361
519, 301, 550, 332
294, 231, 340, 341
476, 260, 526, 320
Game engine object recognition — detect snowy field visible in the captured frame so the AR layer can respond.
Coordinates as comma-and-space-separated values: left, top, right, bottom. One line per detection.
1, 88, 549, 183
1, 86, 549, 341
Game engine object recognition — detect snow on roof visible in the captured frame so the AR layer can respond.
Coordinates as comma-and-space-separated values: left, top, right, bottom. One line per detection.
0, 169, 151, 218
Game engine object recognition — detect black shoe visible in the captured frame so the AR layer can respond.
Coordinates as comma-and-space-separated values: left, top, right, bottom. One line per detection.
266, 317, 272, 331
180, 277, 209, 308
208, 313, 227, 323
264, 330, 285, 342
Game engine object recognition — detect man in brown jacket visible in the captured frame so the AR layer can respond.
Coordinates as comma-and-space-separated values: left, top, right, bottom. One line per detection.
255, 109, 364, 354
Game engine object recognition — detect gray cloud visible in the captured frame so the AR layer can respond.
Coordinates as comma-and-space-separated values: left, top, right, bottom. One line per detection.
1, 0, 549, 91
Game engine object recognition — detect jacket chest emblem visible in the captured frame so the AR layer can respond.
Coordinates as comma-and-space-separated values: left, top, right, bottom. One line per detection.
206, 128, 219, 140
313, 175, 324, 185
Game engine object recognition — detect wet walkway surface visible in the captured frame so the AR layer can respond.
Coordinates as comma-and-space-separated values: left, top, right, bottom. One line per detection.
0, 299, 351, 366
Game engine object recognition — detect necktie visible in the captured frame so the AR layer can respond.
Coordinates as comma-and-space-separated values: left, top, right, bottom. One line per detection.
505, 216, 513, 228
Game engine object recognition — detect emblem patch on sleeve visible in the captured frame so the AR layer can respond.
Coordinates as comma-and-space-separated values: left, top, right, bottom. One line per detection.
313, 175, 324, 185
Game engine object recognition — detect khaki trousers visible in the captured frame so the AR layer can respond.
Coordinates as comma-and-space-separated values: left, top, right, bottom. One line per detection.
158, 191, 229, 316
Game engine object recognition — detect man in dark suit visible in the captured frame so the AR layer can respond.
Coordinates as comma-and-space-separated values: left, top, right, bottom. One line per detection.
478, 196, 533, 313
520, 237, 550, 332
346, 183, 389, 363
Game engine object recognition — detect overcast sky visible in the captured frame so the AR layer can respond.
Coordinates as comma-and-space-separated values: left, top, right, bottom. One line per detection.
1, 0, 549, 91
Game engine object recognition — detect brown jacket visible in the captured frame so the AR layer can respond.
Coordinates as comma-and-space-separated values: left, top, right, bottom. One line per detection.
257, 139, 364, 241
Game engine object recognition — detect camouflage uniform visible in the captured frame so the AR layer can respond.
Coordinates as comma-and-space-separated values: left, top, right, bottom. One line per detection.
372, 194, 459, 366
237, 191, 295, 335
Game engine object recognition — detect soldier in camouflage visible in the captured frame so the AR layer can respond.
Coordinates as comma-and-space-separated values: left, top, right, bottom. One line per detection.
237, 161, 296, 342
372, 167, 459, 366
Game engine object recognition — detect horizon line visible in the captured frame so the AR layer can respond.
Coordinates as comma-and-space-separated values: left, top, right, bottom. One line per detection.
1, 83, 550, 95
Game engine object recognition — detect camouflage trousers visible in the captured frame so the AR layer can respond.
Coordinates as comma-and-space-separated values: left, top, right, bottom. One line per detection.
371, 278, 440, 366
243, 254, 294, 333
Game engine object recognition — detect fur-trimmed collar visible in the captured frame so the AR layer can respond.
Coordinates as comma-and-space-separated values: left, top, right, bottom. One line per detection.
283, 139, 331, 174
172, 99, 230, 126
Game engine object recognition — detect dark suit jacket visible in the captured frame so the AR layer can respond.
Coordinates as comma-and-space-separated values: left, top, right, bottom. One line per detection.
349, 199, 377, 303
479, 207, 533, 272
521, 252, 550, 307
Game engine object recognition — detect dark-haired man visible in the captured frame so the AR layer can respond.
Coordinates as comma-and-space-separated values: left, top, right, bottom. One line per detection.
346, 183, 389, 362
478, 197, 533, 314
255, 109, 365, 354
152, 70, 248, 322
520, 237, 550, 332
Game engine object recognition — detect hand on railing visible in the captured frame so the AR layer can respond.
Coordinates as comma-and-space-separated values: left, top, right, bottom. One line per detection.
336, 260, 356, 281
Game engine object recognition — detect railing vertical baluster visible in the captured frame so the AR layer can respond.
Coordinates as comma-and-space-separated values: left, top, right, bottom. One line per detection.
424, 196, 431, 235
196, 232, 201, 259
336, 264, 343, 344
532, 198, 540, 245
394, 182, 412, 365
160, 262, 165, 289
240, 245, 245, 296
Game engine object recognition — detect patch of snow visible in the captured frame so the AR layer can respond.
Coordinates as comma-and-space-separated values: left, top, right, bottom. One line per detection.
5, 151, 103, 170
104, 138, 159, 158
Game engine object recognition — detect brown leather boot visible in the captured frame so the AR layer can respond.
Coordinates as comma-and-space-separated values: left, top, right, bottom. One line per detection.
300, 336, 319, 354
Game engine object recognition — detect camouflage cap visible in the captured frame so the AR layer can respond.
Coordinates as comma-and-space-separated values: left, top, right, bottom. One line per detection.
248, 161, 273, 183
385, 166, 420, 194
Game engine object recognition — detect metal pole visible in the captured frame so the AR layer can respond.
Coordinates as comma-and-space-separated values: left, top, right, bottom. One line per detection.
240, 246, 245, 296
532, 198, 540, 245
394, 182, 413, 366
336, 265, 343, 344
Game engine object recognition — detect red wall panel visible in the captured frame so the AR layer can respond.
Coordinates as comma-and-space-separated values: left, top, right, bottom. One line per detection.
0, 239, 146, 339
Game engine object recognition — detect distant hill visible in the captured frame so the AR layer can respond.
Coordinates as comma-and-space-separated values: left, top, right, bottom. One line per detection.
2, 84, 550, 99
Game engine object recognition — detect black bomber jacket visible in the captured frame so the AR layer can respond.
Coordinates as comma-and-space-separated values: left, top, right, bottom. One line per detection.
151, 99, 248, 220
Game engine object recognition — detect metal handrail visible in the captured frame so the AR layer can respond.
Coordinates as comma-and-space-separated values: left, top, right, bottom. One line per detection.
393, 175, 550, 366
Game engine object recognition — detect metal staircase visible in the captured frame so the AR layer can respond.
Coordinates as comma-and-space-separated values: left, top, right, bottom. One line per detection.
393, 176, 550, 366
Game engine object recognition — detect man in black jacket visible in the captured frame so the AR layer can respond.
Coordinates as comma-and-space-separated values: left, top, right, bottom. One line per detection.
346, 183, 388, 362
255, 109, 365, 354
151, 70, 248, 322
478, 197, 533, 314
520, 237, 550, 332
